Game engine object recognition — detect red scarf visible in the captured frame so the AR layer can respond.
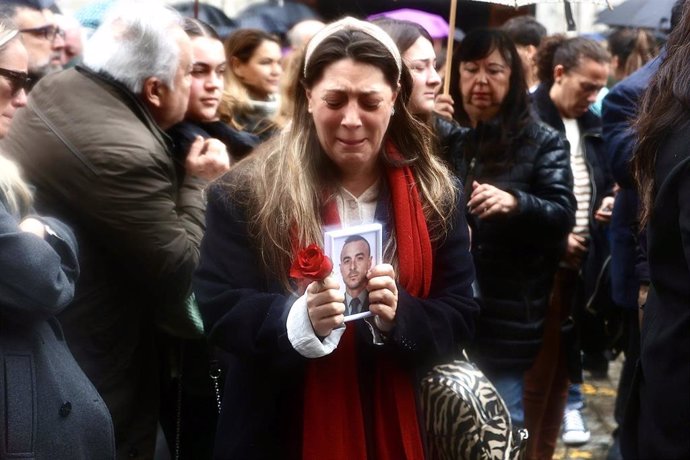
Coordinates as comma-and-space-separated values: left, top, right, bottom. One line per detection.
301, 143, 432, 459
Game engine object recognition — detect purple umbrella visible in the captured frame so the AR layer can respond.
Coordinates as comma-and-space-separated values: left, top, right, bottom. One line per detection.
367, 8, 451, 39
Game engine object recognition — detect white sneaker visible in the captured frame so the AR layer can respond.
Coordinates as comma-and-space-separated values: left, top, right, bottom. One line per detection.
561, 408, 591, 445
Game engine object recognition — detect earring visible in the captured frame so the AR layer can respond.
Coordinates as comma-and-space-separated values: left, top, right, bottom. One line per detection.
391, 107, 396, 116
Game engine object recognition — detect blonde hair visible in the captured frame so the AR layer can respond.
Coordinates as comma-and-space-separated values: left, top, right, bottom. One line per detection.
0, 23, 31, 218
218, 29, 281, 130
274, 45, 304, 128
0, 21, 19, 49
0, 155, 33, 218
221, 26, 458, 290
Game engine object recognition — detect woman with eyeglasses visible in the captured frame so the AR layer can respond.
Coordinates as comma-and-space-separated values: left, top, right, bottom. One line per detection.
0, 20, 29, 137
0, 20, 115, 459
445, 28, 576, 437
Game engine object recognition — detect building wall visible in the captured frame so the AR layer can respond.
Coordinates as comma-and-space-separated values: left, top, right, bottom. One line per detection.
536, 0, 626, 36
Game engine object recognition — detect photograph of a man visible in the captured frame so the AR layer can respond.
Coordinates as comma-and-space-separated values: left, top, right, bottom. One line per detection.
339, 234, 374, 316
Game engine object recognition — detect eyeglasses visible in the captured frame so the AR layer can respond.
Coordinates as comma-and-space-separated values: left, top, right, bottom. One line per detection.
0, 68, 31, 97
19, 24, 65, 42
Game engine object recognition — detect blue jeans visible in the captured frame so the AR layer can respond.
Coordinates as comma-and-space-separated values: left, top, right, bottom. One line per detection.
566, 383, 584, 411
485, 370, 525, 427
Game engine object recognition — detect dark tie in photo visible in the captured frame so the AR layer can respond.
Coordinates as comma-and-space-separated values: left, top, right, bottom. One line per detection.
349, 297, 361, 315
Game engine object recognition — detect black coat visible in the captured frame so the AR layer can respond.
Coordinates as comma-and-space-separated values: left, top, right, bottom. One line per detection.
622, 120, 690, 459
532, 84, 616, 377
194, 178, 479, 459
434, 115, 469, 168
167, 119, 260, 182
601, 57, 659, 309
532, 84, 615, 301
447, 118, 576, 372
0, 203, 115, 459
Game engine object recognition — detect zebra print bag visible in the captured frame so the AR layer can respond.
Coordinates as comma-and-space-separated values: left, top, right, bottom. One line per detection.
421, 357, 528, 460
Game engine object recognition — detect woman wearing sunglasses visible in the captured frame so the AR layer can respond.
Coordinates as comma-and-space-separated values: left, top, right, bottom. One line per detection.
0, 19, 115, 459
0, 20, 29, 138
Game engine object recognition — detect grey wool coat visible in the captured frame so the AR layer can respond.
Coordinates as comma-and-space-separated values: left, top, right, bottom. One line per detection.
0, 201, 115, 459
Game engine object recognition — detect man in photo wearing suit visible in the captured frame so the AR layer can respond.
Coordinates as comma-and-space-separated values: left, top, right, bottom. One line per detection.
339, 235, 373, 315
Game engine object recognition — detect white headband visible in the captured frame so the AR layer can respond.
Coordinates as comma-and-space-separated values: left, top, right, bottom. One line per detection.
303, 17, 402, 81
0, 29, 19, 48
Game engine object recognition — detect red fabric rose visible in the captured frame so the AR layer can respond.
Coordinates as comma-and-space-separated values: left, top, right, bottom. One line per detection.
290, 244, 333, 281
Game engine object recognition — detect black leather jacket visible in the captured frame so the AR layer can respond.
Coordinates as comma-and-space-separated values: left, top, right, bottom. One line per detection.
434, 115, 469, 168
447, 118, 576, 372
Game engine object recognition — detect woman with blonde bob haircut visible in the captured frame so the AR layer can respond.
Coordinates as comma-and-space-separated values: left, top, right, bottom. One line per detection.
0, 16, 29, 137
195, 17, 478, 459
0, 18, 114, 458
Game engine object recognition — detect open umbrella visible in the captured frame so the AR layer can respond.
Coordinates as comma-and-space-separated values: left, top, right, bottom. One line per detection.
596, 0, 676, 31
174, 2, 238, 38
11, 0, 56, 8
367, 8, 453, 39
468, 0, 610, 5
236, 1, 320, 38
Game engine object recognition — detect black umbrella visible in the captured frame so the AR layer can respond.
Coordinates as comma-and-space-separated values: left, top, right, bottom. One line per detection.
173, 2, 239, 38
235, 1, 320, 38
597, 0, 676, 31
11, 0, 56, 8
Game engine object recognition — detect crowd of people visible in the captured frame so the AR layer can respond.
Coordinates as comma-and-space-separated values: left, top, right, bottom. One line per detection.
0, 0, 688, 459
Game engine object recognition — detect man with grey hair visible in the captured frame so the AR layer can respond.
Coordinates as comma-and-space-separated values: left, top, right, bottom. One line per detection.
55, 13, 84, 67
1, 1, 229, 458
286, 18, 325, 50
0, 0, 64, 89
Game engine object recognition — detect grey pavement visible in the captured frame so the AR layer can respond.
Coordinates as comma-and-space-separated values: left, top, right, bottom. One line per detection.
554, 355, 624, 460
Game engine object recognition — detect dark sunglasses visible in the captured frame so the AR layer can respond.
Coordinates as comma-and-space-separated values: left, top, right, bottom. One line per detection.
19, 24, 65, 42
0, 68, 31, 97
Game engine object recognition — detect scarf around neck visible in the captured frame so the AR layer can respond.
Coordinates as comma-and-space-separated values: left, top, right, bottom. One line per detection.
300, 142, 432, 460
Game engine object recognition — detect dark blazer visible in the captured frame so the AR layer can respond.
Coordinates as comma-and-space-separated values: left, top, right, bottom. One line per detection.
2, 67, 207, 459
601, 57, 660, 309
623, 120, 690, 459
0, 203, 115, 459
194, 177, 479, 459
446, 118, 576, 372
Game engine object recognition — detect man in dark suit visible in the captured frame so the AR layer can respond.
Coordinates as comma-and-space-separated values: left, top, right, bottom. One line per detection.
339, 235, 373, 315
